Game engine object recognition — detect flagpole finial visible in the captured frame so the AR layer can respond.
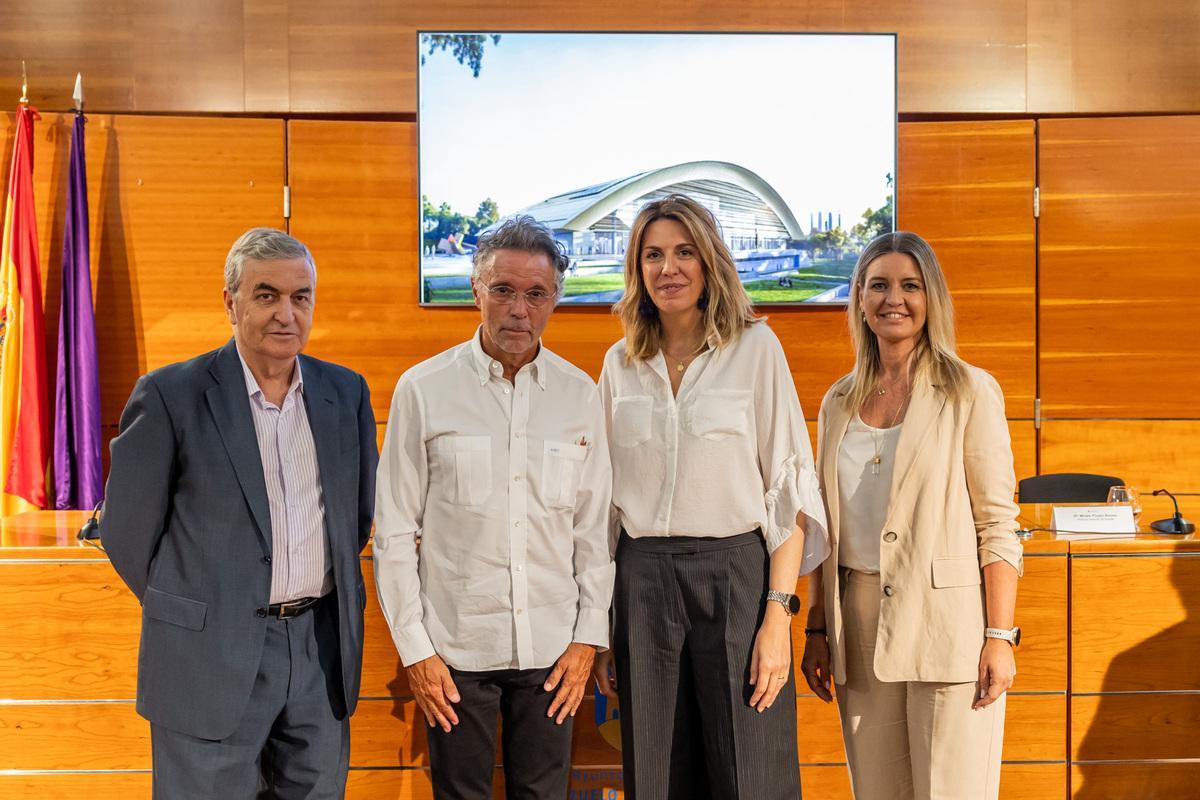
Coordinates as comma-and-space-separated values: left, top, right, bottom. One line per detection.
73, 73, 84, 113
19, 61, 29, 105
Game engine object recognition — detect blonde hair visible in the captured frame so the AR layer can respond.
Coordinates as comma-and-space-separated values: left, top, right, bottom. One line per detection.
842, 231, 969, 410
613, 194, 759, 361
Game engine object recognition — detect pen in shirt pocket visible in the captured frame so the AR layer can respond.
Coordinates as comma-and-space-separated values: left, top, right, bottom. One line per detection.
576, 436, 589, 448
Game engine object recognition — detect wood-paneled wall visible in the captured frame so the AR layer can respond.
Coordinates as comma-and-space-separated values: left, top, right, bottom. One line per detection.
3, 1, 1200, 115
1039, 116, 1200, 497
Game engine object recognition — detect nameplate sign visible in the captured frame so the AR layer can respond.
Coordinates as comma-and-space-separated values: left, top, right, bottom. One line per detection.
1051, 505, 1137, 540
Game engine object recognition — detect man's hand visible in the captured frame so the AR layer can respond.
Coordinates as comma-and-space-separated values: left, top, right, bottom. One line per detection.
544, 643, 598, 724
406, 654, 461, 732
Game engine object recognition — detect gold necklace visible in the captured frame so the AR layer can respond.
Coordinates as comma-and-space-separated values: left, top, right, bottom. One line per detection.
868, 383, 910, 475
664, 341, 706, 373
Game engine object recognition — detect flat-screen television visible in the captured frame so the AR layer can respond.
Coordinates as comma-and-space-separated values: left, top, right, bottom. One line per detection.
418, 32, 896, 306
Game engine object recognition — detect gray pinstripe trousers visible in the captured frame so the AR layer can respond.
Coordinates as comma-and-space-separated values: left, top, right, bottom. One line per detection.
614, 531, 802, 800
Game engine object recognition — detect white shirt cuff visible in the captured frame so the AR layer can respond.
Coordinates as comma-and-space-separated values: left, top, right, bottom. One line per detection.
395, 622, 437, 667
573, 606, 610, 650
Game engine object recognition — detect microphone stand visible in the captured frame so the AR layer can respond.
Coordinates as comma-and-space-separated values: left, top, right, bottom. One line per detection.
1150, 489, 1196, 534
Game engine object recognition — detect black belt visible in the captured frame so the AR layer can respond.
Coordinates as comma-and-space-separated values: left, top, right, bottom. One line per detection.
267, 596, 321, 618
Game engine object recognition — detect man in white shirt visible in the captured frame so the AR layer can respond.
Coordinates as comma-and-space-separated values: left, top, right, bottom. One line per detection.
373, 216, 614, 799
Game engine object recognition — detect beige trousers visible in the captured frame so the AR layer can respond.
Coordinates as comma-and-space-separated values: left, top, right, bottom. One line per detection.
836, 569, 1006, 800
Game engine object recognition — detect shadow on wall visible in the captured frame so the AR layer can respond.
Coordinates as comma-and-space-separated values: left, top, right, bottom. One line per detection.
1073, 555, 1200, 799
94, 117, 143, 467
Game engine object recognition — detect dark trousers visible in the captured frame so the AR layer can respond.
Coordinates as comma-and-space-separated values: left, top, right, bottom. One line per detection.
150, 595, 349, 799
428, 666, 573, 800
614, 531, 801, 800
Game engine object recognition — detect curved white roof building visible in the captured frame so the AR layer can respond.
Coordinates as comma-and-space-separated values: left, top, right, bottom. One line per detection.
502, 160, 804, 256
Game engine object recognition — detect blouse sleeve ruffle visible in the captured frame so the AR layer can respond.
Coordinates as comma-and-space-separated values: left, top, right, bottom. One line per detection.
764, 452, 831, 575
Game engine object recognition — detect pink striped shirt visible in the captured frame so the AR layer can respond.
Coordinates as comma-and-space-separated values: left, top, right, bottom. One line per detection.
238, 350, 331, 603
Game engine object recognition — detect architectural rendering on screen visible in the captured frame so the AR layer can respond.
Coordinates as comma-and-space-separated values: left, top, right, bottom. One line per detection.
418, 32, 896, 305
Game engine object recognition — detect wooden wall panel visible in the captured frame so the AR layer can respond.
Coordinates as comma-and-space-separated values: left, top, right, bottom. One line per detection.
0, 773, 151, 800
0, 1, 136, 112
1072, 694, 1200, 761
897, 120, 1037, 414
1040, 421, 1200, 495
1071, 763, 1200, 800
1003, 764, 1068, 800
795, 695, 847, 764
1006, 694, 1067, 762
0, 562, 139, 700
1039, 116, 1200, 418
1011, 421, 1036, 485
1071, 555, 1200, 693
0, 701, 147, 770
1013, 555, 1068, 691
1060, 3, 1200, 113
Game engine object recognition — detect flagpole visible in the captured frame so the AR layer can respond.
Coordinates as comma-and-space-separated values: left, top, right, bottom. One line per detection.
19, 61, 28, 105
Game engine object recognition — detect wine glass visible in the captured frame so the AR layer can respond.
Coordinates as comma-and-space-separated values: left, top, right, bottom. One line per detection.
1107, 485, 1132, 506
1126, 486, 1143, 518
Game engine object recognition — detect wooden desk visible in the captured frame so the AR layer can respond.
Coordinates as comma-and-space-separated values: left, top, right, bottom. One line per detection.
2, 508, 1196, 799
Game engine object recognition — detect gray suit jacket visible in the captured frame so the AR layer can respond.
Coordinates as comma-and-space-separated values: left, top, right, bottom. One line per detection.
101, 339, 378, 740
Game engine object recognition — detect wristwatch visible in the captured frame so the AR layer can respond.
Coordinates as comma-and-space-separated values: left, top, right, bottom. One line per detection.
766, 590, 801, 617
984, 626, 1022, 647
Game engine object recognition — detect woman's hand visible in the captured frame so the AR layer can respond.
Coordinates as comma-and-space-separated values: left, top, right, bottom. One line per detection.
592, 649, 618, 700
974, 638, 1016, 710
748, 606, 793, 712
800, 632, 834, 703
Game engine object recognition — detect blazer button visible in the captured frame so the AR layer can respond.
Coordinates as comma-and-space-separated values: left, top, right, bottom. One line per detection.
255, 608, 268, 618
262, 555, 272, 564
883, 531, 898, 543
883, 585, 895, 597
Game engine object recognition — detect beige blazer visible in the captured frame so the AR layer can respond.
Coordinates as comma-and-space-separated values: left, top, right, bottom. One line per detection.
816, 364, 1022, 685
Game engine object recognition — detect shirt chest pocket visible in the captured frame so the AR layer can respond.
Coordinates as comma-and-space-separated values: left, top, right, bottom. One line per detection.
611, 395, 653, 448
542, 441, 588, 509
687, 390, 752, 440
433, 435, 492, 506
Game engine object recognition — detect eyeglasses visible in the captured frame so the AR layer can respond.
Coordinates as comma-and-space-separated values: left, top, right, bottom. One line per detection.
482, 284, 557, 308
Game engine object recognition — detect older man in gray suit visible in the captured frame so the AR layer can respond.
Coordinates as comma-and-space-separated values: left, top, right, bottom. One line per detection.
101, 228, 377, 799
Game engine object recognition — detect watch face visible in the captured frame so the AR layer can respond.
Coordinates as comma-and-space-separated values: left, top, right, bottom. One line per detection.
1012, 627, 1022, 647
787, 595, 802, 615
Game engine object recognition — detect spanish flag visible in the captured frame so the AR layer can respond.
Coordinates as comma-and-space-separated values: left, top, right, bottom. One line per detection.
0, 105, 50, 514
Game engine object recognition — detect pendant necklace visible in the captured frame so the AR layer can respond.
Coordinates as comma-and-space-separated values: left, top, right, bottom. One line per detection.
869, 382, 910, 475
666, 341, 706, 373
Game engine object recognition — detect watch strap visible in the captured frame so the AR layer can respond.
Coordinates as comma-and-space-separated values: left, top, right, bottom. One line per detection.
766, 590, 797, 616
985, 627, 1018, 643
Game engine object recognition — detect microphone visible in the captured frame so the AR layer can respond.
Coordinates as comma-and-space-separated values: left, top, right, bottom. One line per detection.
1150, 489, 1195, 535
77, 501, 103, 541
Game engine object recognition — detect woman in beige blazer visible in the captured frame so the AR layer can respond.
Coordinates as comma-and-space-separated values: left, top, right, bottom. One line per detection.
800, 231, 1023, 800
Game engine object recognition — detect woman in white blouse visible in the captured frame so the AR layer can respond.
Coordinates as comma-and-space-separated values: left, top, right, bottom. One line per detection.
592, 194, 829, 799
800, 231, 1023, 800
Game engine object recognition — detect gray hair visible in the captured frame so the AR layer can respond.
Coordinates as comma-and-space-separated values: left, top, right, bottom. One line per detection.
224, 228, 316, 293
471, 216, 569, 294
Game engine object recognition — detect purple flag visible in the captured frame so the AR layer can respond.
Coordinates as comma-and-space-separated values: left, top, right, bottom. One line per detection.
53, 113, 102, 510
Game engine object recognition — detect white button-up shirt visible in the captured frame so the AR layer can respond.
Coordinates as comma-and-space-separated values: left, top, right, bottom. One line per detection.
373, 331, 614, 671
599, 322, 829, 573
237, 349, 332, 604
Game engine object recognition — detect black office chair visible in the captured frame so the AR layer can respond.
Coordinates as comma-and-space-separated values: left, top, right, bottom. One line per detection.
1017, 473, 1125, 504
